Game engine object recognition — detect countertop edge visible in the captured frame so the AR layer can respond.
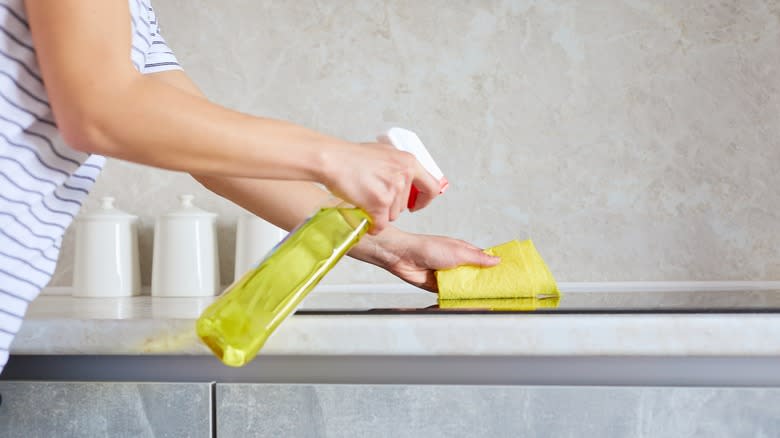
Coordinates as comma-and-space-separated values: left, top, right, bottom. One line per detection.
12, 313, 780, 357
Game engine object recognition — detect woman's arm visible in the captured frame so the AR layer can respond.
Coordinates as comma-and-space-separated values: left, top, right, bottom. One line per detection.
149, 70, 500, 291
24, 0, 440, 233
200, 169, 500, 291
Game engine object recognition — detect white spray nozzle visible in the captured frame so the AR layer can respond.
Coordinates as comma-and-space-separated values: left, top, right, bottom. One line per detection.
377, 127, 449, 209
378, 127, 445, 181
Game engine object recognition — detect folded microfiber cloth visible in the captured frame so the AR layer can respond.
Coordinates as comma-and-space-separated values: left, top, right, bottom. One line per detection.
435, 239, 559, 300
438, 296, 560, 311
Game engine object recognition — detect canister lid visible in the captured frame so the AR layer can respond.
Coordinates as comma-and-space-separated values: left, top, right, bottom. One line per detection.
162, 194, 217, 218
77, 196, 138, 222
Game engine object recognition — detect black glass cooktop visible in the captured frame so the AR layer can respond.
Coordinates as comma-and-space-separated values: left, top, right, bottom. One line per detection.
295, 288, 780, 315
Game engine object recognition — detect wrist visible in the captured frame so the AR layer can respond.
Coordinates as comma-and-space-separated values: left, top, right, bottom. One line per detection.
312, 139, 356, 187
349, 225, 404, 269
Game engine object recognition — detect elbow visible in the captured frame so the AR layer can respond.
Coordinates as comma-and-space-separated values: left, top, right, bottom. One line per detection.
57, 118, 107, 155
55, 72, 139, 156
58, 110, 113, 156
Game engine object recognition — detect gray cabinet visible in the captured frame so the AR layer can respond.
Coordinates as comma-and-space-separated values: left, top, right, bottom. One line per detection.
0, 381, 211, 438
3, 382, 779, 437
216, 384, 780, 438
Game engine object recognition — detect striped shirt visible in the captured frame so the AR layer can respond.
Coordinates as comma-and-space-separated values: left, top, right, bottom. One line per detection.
0, 0, 181, 374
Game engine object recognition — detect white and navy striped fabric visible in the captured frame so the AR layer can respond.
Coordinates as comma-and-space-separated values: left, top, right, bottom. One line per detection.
0, 0, 181, 373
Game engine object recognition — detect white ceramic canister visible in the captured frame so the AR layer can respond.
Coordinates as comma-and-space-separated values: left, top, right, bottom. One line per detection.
73, 196, 141, 297
234, 213, 286, 281
151, 194, 220, 297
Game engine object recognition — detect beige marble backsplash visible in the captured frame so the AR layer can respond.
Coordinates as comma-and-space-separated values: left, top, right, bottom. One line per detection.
49, 0, 780, 287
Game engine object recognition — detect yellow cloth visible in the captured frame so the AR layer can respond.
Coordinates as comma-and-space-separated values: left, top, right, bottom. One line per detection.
435, 240, 559, 300
438, 296, 560, 311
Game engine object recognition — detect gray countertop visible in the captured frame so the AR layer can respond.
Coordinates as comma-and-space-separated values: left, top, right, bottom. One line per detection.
12, 282, 780, 357
7, 282, 780, 386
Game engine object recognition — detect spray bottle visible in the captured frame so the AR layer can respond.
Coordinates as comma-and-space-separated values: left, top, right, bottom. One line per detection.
196, 128, 448, 366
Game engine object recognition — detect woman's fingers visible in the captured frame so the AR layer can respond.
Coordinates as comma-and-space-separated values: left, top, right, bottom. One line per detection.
366, 197, 390, 235
325, 142, 444, 232
408, 160, 442, 211
455, 246, 501, 267
389, 172, 411, 222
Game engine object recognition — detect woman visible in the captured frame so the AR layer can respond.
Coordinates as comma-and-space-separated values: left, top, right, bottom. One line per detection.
0, 0, 498, 373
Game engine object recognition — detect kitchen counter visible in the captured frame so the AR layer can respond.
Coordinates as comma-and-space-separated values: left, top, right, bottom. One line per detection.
6, 282, 780, 386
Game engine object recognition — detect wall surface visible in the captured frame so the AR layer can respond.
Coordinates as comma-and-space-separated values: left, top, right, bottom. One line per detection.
50, 0, 780, 286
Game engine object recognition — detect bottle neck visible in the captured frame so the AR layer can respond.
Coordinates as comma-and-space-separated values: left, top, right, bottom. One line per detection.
320, 194, 371, 229
322, 194, 353, 209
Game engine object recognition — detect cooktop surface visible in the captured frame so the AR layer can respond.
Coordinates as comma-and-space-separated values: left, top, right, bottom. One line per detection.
296, 288, 780, 314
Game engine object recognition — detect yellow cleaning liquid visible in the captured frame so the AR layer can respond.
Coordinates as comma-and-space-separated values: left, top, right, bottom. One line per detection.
196, 207, 371, 367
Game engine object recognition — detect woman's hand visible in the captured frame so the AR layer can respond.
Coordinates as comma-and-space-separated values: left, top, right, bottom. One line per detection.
320, 143, 441, 235
350, 227, 500, 292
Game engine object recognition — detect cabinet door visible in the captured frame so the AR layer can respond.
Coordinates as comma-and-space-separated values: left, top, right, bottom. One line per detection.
0, 381, 211, 438
216, 384, 780, 438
